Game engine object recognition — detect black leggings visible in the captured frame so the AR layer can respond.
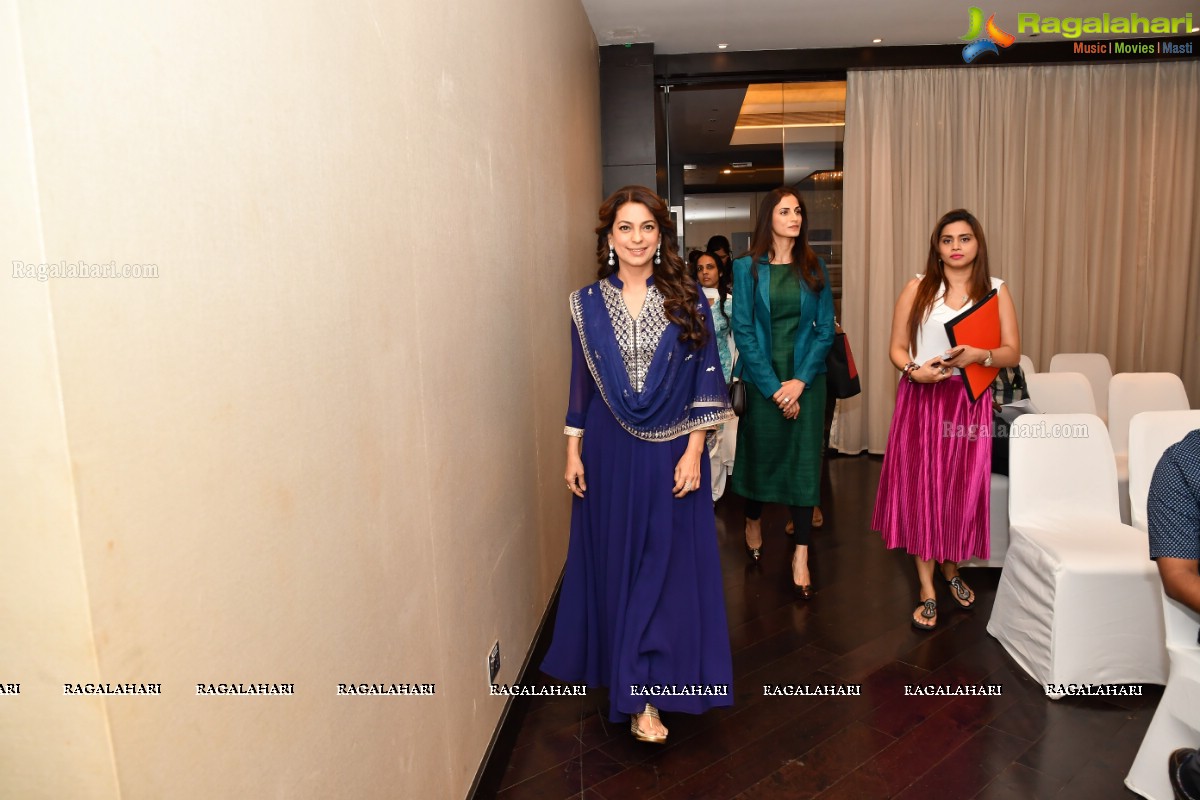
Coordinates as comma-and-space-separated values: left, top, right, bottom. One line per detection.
744, 500, 813, 546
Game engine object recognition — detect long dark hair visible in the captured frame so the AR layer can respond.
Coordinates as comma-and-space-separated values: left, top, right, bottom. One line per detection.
747, 188, 823, 292
594, 186, 708, 349
706, 235, 732, 262
698, 249, 731, 327
906, 209, 993, 354
713, 247, 732, 296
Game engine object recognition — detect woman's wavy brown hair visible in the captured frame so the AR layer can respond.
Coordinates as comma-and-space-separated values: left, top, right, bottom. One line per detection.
906, 209, 993, 355
595, 185, 708, 349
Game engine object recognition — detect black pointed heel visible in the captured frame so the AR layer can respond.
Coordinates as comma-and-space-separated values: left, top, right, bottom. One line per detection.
793, 583, 816, 600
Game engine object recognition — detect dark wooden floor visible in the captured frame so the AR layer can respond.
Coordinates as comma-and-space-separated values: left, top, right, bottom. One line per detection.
474, 454, 1161, 799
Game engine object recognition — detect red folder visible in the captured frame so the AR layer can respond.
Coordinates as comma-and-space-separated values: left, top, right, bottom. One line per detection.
944, 289, 1001, 403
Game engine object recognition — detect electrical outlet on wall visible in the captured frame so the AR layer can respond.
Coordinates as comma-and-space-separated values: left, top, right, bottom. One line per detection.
488, 641, 501, 684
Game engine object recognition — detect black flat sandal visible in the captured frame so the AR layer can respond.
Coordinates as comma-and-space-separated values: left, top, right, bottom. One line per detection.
945, 575, 976, 610
912, 599, 937, 631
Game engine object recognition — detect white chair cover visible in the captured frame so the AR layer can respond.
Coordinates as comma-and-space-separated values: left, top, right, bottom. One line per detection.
1128, 411, 1200, 532
1109, 374, 1191, 523
1124, 411, 1200, 800
1109, 374, 1191, 457
1019, 353, 1036, 375
987, 414, 1168, 695
1049, 352, 1113, 421
1026, 372, 1097, 415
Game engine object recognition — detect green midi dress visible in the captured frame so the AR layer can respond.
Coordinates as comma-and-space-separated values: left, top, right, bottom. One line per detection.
730, 266, 826, 507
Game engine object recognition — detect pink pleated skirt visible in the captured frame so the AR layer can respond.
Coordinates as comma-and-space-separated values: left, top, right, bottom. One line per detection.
872, 376, 992, 562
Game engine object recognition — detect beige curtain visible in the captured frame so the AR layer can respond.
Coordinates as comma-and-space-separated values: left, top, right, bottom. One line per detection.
836, 61, 1200, 454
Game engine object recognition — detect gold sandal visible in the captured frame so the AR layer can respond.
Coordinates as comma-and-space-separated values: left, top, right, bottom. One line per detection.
630, 703, 667, 744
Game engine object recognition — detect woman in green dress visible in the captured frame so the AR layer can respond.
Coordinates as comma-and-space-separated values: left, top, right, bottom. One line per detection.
730, 188, 835, 598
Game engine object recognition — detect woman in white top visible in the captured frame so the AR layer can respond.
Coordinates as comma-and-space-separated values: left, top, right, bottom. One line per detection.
871, 209, 1021, 631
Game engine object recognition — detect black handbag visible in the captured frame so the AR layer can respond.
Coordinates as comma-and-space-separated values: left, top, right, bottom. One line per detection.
825, 319, 861, 399
990, 365, 1029, 475
728, 266, 759, 417
991, 365, 1028, 406
729, 376, 746, 416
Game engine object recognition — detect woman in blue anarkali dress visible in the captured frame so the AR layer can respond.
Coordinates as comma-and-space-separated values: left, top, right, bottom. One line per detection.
541, 186, 735, 744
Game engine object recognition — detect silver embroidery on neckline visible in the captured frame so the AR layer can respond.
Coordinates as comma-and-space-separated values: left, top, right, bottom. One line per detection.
599, 279, 669, 393
569, 286, 734, 442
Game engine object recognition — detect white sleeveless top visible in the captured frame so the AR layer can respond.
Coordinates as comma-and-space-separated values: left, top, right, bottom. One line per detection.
912, 276, 1004, 371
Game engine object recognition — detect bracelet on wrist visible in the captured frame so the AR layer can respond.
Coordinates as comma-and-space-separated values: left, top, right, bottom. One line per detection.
901, 362, 919, 383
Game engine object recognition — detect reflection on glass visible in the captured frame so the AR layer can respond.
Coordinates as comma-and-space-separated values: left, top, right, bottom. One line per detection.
667, 81, 844, 312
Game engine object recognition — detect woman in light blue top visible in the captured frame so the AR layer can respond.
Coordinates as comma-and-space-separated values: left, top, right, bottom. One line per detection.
697, 250, 733, 381
698, 249, 736, 501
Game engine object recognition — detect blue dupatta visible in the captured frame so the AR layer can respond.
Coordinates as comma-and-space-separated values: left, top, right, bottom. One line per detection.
569, 276, 732, 442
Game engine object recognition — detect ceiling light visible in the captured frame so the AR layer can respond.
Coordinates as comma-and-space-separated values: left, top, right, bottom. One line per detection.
717, 43, 728, 49
1193, 25, 1199, 32
735, 122, 847, 130
683, 164, 698, 170
873, 38, 882, 43
722, 169, 732, 175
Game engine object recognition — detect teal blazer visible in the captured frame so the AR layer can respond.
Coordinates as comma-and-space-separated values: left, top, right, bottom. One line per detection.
730, 255, 835, 398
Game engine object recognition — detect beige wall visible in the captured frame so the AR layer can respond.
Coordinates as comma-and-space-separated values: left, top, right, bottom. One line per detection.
1, 0, 600, 797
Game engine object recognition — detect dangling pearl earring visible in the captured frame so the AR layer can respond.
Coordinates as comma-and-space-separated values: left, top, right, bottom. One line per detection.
654, 242, 661, 265
608, 246, 615, 267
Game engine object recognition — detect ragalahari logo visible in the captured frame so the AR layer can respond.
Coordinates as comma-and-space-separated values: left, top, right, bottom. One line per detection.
960, 7, 1016, 62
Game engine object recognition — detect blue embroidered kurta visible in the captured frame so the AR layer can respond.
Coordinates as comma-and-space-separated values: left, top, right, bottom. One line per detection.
542, 274, 734, 721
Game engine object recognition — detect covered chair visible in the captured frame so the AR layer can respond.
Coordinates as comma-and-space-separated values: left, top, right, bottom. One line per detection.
986, 414, 1168, 695
1025, 372, 1097, 415
1108, 373, 1191, 523
1049, 352, 1113, 421
1124, 411, 1200, 800
1019, 353, 1036, 375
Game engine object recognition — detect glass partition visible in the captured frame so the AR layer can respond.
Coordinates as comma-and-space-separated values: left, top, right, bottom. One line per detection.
667, 80, 845, 314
